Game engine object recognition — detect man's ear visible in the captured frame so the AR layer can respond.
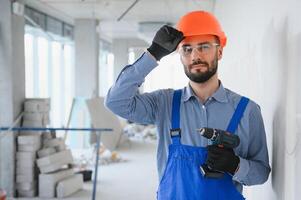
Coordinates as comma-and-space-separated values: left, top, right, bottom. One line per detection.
217, 47, 223, 60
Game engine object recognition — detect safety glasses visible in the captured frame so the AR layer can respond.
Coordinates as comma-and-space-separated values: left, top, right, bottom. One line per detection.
179, 43, 220, 56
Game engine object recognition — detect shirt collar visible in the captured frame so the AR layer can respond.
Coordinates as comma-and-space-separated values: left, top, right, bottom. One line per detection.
211, 82, 228, 103
182, 81, 228, 103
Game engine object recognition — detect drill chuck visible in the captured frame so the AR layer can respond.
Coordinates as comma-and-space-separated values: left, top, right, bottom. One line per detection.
198, 128, 240, 149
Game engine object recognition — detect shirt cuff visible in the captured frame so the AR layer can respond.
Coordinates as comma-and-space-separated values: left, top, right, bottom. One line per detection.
232, 157, 250, 184
146, 50, 158, 62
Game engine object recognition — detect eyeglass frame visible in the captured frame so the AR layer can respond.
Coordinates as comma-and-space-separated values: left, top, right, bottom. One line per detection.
178, 42, 220, 57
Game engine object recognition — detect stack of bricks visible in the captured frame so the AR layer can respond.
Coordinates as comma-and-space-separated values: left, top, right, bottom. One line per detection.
16, 98, 50, 197
16, 135, 41, 197
16, 98, 83, 198
22, 98, 50, 129
37, 132, 83, 198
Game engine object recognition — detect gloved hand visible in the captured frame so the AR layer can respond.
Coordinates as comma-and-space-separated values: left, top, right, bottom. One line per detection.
147, 25, 184, 61
206, 145, 240, 175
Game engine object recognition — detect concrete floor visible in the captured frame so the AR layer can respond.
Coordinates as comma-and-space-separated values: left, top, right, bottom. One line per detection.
15, 138, 158, 200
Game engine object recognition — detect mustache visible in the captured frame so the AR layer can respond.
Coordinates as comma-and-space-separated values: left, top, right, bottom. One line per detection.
189, 60, 209, 68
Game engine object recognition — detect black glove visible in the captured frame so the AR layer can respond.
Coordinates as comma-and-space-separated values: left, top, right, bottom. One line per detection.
147, 25, 184, 61
206, 145, 240, 175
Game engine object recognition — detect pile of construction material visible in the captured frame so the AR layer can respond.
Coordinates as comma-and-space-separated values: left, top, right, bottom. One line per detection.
16, 98, 83, 198
22, 98, 50, 129
37, 132, 83, 198
16, 98, 50, 197
16, 135, 41, 197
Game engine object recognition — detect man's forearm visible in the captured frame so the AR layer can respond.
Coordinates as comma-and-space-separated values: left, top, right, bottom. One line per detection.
105, 52, 158, 120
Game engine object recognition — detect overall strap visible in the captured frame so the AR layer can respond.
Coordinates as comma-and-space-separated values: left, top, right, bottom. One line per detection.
170, 89, 182, 145
226, 96, 250, 133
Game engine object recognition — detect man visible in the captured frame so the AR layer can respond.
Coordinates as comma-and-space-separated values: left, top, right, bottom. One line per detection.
105, 10, 270, 199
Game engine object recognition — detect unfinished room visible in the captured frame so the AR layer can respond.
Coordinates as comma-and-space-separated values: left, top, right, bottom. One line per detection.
0, 0, 301, 199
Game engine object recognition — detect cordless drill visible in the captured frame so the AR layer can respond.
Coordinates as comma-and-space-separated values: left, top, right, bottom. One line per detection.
197, 127, 240, 178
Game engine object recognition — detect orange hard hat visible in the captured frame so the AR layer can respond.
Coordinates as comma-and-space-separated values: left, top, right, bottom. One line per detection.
176, 11, 227, 47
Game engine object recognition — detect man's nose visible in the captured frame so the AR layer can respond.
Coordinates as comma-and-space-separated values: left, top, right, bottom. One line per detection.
191, 48, 204, 61
191, 47, 206, 57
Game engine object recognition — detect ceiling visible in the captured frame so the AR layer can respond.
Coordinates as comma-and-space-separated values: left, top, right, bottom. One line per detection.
22, 0, 215, 42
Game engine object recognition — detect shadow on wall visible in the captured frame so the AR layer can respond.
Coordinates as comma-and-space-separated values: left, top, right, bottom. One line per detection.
272, 108, 286, 200
266, 17, 301, 200
261, 18, 289, 200
292, 32, 301, 200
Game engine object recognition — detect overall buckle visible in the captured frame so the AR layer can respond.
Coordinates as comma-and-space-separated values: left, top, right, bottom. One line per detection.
170, 128, 181, 137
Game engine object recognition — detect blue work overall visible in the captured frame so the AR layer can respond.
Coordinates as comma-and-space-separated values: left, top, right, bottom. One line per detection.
157, 90, 249, 200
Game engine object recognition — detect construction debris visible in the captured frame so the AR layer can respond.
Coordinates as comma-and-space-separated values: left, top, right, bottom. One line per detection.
37, 132, 83, 198
16, 98, 83, 198
56, 174, 84, 198
39, 168, 74, 198
16, 135, 41, 197
16, 98, 49, 198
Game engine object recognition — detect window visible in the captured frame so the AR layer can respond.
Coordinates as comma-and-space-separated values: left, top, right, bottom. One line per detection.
24, 33, 34, 97
37, 37, 49, 97
50, 41, 63, 126
99, 39, 114, 97
24, 26, 75, 127
144, 53, 188, 92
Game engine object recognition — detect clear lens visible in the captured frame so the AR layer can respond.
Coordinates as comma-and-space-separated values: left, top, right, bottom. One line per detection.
180, 43, 219, 56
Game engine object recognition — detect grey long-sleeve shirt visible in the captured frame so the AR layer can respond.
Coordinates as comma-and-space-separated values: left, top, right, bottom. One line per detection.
105, 52, 271, 192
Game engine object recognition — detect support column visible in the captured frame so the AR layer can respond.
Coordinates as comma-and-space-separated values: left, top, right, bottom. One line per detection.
74, 19, 99, 97
112, 39, 129, 80
0, 0, 25, 197
112, 38, 148, 80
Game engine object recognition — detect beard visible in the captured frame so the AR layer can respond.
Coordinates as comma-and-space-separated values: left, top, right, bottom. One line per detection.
184, 55, 218, 83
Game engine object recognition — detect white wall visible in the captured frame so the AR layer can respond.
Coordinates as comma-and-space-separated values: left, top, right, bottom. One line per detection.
214, 0, 301, 199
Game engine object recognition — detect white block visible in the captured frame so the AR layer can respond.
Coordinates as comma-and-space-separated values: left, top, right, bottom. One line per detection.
41, 131, 53, 140
18, 135, 41, 145
37, 147, 56, 158
18, 189, 37, 197
39, 163, 70, 174
16, 151, 36, 161
55, 144, 66, 152
19, 131, 42, 135
16, 160, 36, 168
18, 144, 40, 152
43, 138, 65, 149
16, 156, 36, 166
39, 168, 74, 198
23, 112, 43, 121
16, 181, 36, 191
43, 113, 50, 126
24, 99, 50, 112
37, 150, 72, 167
16, 174, 35, 183
16, 166, 36, 175
22, 111, 49, 126
22, 120, 43, 127
56, 174, 83, 198
26, 98, 50, 105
